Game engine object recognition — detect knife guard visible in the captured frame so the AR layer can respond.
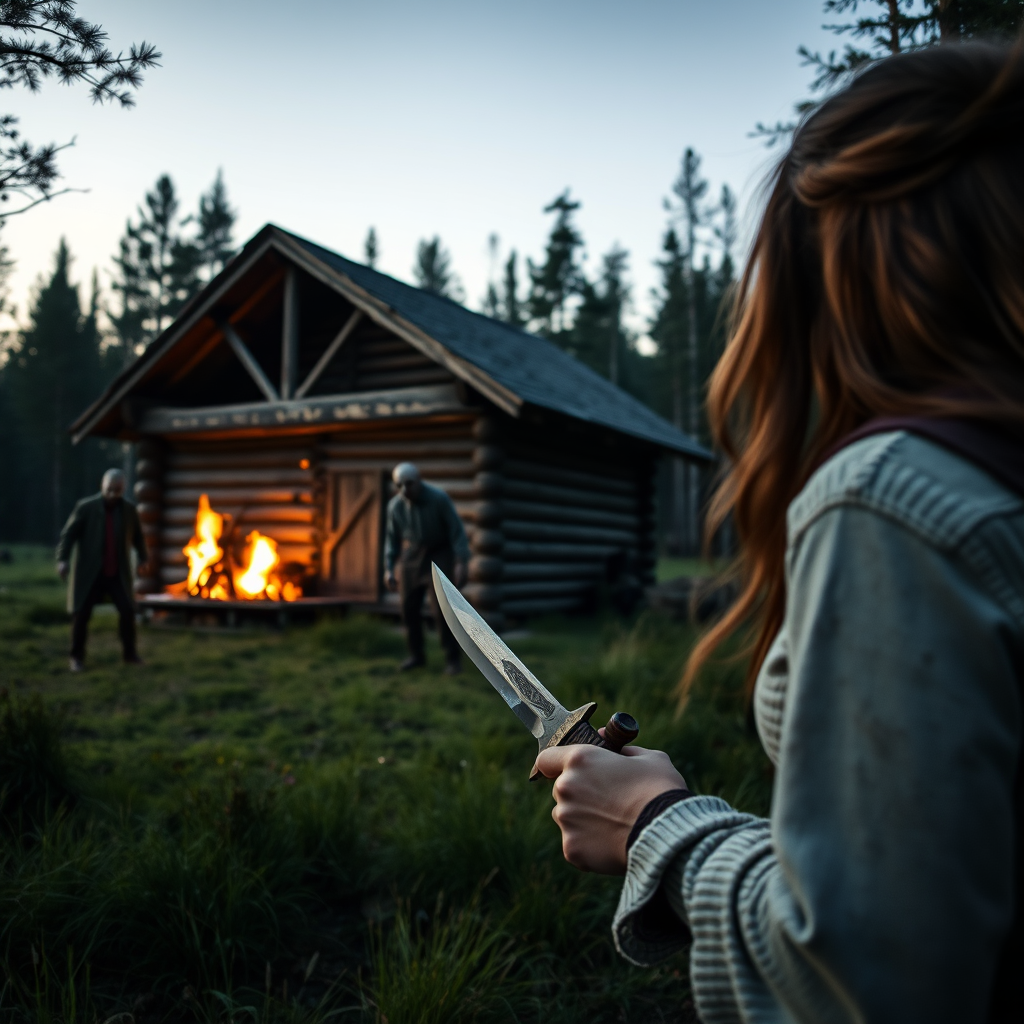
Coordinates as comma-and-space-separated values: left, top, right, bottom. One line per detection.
529, 703, 639, 781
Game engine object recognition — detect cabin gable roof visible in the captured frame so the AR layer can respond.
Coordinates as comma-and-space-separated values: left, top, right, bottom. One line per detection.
72, 224, 712, 460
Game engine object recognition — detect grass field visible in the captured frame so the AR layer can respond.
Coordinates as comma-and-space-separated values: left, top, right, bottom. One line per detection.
0, 545, 771, 1024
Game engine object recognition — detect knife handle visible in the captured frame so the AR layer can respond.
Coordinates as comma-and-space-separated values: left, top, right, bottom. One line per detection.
530, 708, 640, 780
561, 711, 639, 753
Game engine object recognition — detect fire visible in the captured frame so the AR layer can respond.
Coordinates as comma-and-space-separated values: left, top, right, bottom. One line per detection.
183, 494, 223, 591
173, 494, 302, 602
234, 532, 280, 599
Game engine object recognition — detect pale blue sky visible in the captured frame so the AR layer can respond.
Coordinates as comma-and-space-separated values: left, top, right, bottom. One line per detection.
3, 1, 834, 338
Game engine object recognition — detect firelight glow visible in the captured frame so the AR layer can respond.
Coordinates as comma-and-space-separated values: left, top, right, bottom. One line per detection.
176, 495, 301, 602
234, 532, 280, 600
183, 494, 223, 592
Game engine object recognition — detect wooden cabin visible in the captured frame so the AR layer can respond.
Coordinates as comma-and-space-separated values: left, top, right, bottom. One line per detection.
72, 224, 711, 626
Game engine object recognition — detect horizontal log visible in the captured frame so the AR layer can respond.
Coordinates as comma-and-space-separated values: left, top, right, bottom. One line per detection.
501, 478, 636, 514
162, 524, 318, 546
502, 540, 619, 561
135, 458, 161, 480
167, 449, 314, 471
360, 337, 416, 356
319, 458, 475, 478
356, 367, 453, 389
134, 481, 160, 503
502, 519, 636, 546
140, 383, 464, 435
358, 352, 436, 373
137, 502, 162, 525
502, 596, 582, 617
160, 542, 318, 567
412, 473, 501, 501
501, 580, 595, 600
164, 488, 313, 507
318, 438, 475, 460
470, 528, 505, 555
502, 457, 635, 496
468, 555, 503, 583
461, 581, 501, 610
472, 445, 505, 471
164, 467, 313, 488
163, 504, 316, 526
453, 500, 502, 526
501, 499, 638, 531
501, 562, 605, 582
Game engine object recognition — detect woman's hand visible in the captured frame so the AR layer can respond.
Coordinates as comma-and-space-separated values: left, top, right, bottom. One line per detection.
534, 742, 687, 875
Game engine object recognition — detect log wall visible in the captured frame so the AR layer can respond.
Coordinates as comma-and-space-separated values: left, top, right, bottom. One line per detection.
141, 407, 657, 624
157, 440, 317, 587
134, 437, 165, 594
461, 415, 657, 620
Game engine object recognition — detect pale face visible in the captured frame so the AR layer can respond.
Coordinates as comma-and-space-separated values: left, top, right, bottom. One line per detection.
393, 463, 421, 502
398, 477, 421, 502
101, 471, 126, 502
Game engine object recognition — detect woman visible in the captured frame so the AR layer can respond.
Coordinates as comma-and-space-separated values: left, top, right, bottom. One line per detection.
536, 42, 1023, 1024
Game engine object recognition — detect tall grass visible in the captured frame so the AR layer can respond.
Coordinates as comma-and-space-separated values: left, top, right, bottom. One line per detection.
0, 547, 765, 1024
361, 896, 518, 1024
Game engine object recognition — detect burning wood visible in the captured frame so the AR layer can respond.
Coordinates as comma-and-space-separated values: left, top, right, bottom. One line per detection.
170, 494, 302, 601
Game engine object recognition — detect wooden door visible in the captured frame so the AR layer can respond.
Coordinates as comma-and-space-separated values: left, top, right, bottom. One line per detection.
320, 470, 383, 600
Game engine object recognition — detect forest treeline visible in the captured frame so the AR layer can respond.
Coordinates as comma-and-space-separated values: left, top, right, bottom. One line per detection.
0, 0, 1021, 547
0, 151, 734, 548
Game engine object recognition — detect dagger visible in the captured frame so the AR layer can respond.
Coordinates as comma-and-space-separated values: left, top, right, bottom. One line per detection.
432, 564, 639, 779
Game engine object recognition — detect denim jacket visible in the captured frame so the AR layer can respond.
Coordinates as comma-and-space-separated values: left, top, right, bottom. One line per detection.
614, 432, 1023, 1023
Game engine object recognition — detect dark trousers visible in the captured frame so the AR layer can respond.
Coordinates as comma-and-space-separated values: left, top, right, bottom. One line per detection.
400, 548, 461, 665
70, 574, 137, 661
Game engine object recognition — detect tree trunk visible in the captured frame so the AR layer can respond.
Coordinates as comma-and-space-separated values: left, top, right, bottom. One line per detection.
685, 264, 701, 555
887, 0, 901, 52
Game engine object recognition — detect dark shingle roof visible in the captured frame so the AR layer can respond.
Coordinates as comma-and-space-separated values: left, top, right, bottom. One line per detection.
287, 231, 711, 460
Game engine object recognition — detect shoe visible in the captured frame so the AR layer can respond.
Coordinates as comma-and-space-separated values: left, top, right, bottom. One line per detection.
124, 655, 144, 666
399, 655, 426, 671
443, 660, 462, 676
69, 657, 84, 673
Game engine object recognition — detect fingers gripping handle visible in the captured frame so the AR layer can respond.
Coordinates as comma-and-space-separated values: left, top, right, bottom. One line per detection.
562, 711, 639, 752
530, 711, 639, 780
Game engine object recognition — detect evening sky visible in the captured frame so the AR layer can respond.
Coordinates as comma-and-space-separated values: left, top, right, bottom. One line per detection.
2, 0, 833, 340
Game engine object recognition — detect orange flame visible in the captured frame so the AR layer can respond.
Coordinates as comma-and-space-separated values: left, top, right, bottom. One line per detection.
184, 494, 224, 592
234, 531, 280, 599
172, 496, 303, 602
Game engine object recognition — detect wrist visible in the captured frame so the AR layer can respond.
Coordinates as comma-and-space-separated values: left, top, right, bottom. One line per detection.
627, 788, 694, 851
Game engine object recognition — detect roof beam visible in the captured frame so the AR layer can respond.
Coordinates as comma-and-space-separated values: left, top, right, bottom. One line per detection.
294, 309, 363, 400
137, 383, 465, 435
268, 233, 524, 418
280, 268, 299, 400
222, 323, 279, 402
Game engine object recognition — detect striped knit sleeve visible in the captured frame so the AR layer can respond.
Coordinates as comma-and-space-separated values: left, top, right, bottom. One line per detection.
615, 496, 1020, 1024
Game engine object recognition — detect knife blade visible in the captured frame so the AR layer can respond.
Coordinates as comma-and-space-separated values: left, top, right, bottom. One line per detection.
431, 564, 639, 778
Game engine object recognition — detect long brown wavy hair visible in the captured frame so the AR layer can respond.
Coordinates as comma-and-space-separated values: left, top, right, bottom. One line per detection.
684, 41, 1024, 693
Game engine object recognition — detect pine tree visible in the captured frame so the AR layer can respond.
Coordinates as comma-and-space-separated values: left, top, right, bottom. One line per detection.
3, 241, 110, 540
195, 170, 235, 281
110, 174, 196, 355
501, 251, 524, 327
364, 227, 379, 268
110, 171, 236, 363
482, 233, 501, 318
569, 245, 631, 385
0, 3, 159, 215
527, 191, 583, 340
664, 149, 711, 551
759, 0, 1024, 138
414, 236, 464, 301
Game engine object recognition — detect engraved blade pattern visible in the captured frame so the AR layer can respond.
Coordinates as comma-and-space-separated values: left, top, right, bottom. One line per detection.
432, 564, 570, 744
